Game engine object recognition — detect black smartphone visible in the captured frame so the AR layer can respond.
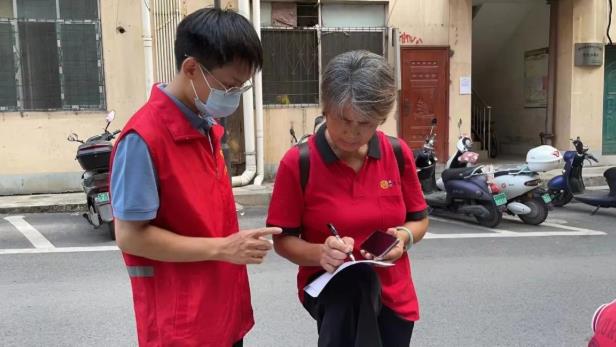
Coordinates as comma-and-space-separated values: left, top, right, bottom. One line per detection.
360, 231, 399, 259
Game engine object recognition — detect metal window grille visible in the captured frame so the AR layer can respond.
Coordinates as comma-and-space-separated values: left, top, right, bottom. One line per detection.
261, 26, 386, 106
321, 27, 387, 69
151, 0, 182, 84
0, 0, 105, 112
261, 28, 319, 106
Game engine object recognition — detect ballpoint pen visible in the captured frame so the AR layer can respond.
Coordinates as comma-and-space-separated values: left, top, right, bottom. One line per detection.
326, 223, 356, 262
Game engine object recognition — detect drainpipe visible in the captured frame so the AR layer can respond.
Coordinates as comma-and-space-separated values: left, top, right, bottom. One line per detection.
141, 0, 154, 98
252, 0, 266, 186
232, 0, 257, 186
544, 0, 558, 145
393, 27, 401, 136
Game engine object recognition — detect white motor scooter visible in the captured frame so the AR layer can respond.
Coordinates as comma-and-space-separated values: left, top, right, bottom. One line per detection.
437, 120, 561, 225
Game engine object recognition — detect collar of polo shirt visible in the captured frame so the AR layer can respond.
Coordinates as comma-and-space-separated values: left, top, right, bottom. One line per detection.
315, 124, 381, 164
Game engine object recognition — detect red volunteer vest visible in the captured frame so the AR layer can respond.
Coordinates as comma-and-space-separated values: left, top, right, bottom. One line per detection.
110, 85, 253, 346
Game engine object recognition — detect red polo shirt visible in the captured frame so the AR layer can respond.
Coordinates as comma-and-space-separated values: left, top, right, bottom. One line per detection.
590, 299, 616, 347
267, 125, 428, 321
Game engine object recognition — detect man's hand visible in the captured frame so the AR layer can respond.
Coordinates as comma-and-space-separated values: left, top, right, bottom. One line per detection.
219, 227, 282, 264
360, 228, 406, 262
320, 236, 354, 273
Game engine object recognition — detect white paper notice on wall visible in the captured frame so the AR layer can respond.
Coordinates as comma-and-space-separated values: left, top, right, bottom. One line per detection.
460, 76, 472, 95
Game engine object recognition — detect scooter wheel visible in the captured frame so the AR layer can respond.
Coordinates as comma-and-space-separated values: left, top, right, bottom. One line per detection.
518, 198, 548, 225
475, 202, 503, 228
549, 189, 573, 207
103, 222, 115, 241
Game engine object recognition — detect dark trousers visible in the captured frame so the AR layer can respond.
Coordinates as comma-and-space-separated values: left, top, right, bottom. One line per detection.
232, 340, 243, 347
303, 263, 415, 347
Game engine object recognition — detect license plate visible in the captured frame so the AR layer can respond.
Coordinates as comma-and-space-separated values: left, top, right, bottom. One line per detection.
493, 192, 508, 206
95, 192, 110, 203
542, 193, 552, 204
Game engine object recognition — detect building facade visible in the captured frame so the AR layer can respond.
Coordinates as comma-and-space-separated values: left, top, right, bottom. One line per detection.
0, 0, 613, 195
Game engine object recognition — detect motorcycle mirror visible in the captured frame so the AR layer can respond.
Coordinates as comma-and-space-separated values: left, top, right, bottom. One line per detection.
67, 133, 78, 142
313, 114, 325, 133
106, 111, 116, 123
289, 127, 298, 144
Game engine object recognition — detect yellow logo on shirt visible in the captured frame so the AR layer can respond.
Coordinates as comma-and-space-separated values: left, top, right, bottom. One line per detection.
380, 180, 394, 189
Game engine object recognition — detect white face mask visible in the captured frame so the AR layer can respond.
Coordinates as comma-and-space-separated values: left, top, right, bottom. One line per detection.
190, 65, 252, 118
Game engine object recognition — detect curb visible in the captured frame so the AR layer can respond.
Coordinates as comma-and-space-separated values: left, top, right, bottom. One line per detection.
0, 203, 87, 215
0, 192, 273, 215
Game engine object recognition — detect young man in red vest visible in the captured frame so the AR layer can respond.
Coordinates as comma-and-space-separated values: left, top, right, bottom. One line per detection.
110, 8, 280, 346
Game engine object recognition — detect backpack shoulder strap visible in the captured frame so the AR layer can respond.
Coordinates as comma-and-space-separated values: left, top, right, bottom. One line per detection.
297, 141, 310, 192
387, 136, 405, 177
298, 136, 404, 191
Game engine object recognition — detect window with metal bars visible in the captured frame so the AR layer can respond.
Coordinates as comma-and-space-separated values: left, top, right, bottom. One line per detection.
151, 0, 182, 84
261, 2, 387, 106
0, 0, 105, 111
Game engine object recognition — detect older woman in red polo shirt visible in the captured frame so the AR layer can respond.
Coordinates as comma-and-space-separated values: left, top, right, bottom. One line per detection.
267, 50, 430, 347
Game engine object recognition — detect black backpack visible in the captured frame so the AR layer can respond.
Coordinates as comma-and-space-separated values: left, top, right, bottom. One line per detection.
296, 136, 405, 191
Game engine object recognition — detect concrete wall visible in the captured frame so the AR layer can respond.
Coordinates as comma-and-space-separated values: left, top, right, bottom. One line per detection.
473, 2, 550, 155
554, 0, 606, 156
0, 1, 148, 195
0, 0, 482, 193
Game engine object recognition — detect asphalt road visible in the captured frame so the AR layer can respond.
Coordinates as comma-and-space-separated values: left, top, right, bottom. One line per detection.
1, 202, 614, 346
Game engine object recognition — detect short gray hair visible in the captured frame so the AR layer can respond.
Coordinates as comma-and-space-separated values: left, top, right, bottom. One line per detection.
321, 50, 396, 124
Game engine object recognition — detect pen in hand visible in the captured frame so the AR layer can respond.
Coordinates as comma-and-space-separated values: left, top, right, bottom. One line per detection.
326, 223, 356, 262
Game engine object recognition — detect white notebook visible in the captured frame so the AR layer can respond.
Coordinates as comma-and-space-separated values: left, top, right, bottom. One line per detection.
304, 260, 395, 298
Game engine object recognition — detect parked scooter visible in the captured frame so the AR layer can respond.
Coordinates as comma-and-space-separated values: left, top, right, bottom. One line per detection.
67, 111, 120, 240
436, 120, 560, 225
490, 146, 560, 225
415, 119, 505, 228
548, 137, 616, 214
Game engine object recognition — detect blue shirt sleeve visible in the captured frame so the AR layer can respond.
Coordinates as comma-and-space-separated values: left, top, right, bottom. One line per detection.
111, 132, 160, 221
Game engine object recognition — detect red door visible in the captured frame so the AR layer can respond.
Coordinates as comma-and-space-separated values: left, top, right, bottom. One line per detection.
400, 47, 449, 160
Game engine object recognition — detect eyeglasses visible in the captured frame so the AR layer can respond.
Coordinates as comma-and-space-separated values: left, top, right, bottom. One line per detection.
199, 63, 253, 95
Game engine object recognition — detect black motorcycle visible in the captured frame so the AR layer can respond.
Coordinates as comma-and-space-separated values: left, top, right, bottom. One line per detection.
548, 137, 616, 214
67, 111, 120, 239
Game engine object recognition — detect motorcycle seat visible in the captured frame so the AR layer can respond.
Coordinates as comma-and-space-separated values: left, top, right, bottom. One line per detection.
573, 190, 616, 207
604, 167, 616, 196
442, 167, 478, 182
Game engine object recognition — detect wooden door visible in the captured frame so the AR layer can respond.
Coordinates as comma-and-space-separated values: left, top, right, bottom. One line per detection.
604, 45, 616, 155
400, 47, 449, 160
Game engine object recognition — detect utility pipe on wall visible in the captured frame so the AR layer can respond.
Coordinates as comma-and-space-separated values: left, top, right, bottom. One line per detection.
232, 0, 258, 186
141, 0, 154, 98
252, 0, 266, 186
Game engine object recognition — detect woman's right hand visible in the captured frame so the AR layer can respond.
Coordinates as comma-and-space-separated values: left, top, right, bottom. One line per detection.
320, 236, 354, 273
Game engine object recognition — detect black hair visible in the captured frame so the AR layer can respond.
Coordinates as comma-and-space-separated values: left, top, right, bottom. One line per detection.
174, 8, 263, 72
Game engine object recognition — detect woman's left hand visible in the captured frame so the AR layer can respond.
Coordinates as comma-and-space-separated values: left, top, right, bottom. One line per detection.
360, 228, 406, 262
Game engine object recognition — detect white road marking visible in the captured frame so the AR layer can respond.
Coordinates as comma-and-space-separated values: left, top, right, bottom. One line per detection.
503, 215, 607, 234
425, 230, 605, 239
426, 215, 607, 239
544, 218, 569, 225
0, 246, 119, 255
3, 216, 55, 249
430, 216, 517, 235
1, 214, 607, 254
